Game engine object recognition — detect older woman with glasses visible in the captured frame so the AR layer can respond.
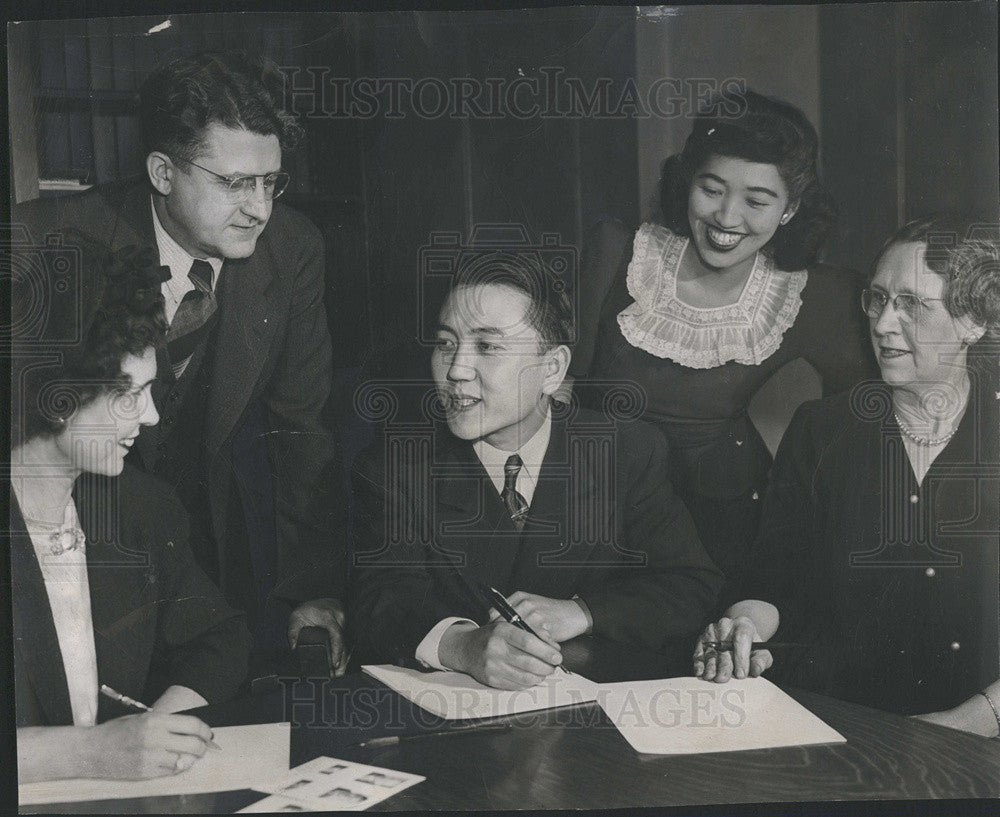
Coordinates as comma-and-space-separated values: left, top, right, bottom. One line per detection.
693, 214, 1000, 737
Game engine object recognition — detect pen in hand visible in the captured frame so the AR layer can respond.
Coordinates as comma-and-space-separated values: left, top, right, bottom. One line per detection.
99, 684, 221, 750
480, 584, 569, 675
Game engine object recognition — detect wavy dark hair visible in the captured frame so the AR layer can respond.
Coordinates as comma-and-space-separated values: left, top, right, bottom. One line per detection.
659, 90, 836, 271
14, 233, 169, 444
451, 252, 574, 350
871, 213, 1000, 342
140, 50, 303, 164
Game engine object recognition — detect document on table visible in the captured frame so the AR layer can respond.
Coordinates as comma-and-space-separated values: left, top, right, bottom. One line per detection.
17, 722, 291, 806
363, 664, 600, 720
598, 677, 845, 754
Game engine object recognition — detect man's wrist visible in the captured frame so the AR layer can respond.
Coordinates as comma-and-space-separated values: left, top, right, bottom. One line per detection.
437, 621, 478, 672
571, 596, 593, 635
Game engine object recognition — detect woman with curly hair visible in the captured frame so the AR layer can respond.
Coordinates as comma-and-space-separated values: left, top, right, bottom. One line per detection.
12, 236, 251, 782
583, 90, 876, 591
695, 214, 1000, 735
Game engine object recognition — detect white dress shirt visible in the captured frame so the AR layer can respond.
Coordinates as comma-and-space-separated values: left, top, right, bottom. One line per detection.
22, 500, 99, 727
150, 197, 223, 325
415, 412, 553, 669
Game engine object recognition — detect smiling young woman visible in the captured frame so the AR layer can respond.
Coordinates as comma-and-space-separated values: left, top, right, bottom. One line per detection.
582, 90, 877, 596
11, 237, 250, 783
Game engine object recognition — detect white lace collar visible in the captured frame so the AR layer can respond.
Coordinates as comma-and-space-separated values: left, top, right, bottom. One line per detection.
616, 223, 807, 369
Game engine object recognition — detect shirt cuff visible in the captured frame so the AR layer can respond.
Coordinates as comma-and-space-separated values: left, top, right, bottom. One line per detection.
415, 617, 478, 670
572, 595, 594, 635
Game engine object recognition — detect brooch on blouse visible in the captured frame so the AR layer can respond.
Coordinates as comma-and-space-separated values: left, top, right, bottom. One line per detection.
47, 525, 86, 556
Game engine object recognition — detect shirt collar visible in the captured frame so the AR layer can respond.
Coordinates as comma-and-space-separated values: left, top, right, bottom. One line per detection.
150, 196, 223, 286
473, 409, 552, 479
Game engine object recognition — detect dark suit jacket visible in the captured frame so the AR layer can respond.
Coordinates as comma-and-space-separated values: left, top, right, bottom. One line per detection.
15, 180, 345, 605
348, 406, 722, 664
12, 466, 251, 727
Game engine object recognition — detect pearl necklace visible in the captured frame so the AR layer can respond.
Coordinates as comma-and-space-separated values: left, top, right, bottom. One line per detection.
894, 412, 958, 447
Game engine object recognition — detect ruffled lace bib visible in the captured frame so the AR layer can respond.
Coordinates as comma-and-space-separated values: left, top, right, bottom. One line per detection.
617, 223, 807, 369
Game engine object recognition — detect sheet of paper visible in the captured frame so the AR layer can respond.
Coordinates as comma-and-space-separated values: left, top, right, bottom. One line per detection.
363, 664, 600, 720
18, 722, 291, 806
239, 755, 424, 812
598, 677, 845, 755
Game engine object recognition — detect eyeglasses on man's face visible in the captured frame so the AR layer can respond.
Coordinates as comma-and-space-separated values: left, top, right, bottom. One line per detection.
176, 157, 290, 202
861, 288, 946, 323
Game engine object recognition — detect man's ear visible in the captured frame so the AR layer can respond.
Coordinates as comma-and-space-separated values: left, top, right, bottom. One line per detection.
146, 152, 175, 195
540, 344, 572, 396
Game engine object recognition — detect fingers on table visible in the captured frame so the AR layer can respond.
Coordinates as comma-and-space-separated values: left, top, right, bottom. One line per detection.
749, 649, 773, 677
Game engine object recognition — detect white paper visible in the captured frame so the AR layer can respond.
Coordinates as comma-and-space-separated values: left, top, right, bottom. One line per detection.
18, 722, 291, 806
598, 677, 845, 755
363, 664, 600, 720
239, 755, 424, 812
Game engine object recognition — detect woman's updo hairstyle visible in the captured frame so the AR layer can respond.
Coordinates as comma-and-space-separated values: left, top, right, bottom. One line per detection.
13, 230, 169, 445
659, 89, 836, 271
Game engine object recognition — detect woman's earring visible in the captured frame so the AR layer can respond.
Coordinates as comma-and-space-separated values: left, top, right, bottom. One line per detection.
780, 213, 791, 224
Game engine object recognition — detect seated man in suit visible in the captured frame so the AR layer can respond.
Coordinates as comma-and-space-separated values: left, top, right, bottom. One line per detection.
349, 254, 722, 689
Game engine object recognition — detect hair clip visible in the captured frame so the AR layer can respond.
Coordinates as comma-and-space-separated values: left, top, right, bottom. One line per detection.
706, 127, 716, 136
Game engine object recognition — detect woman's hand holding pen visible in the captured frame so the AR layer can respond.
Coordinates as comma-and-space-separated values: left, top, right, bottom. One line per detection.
694, 616, 773, 683
439, 620, 563, 690
84, 712, 217, 779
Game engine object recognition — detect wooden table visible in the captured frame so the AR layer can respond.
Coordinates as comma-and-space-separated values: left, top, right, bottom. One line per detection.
18, 636, 1000, 813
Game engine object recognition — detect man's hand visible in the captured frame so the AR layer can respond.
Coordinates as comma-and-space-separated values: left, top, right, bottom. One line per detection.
288, 597, 348, 676
438, 620, 563, 690
504, 591, 589, 643
693, 615, 773, 683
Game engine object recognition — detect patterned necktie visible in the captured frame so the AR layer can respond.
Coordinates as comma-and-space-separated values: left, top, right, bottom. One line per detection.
166, 259, 218, 378
502, 454, 530, 532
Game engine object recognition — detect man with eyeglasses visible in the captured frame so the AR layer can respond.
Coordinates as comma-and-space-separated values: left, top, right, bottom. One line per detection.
15, 51, 350, 678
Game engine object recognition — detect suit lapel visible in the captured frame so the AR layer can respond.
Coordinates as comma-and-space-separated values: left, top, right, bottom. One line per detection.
511, 416, 594, 597
9, 494, 74, 726
74, 475, 152, 722
433, 435, 524, 593
205, 245, 279, 456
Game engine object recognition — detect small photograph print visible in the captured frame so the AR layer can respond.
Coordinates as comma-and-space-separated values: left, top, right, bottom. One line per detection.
321, 762, 350, 774
320, 787, 368, 806
357, 771, 406, 788
237, 795, 311, 813
283, 778, 313, 792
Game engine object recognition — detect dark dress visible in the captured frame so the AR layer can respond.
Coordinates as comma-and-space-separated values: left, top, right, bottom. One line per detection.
583, 222, 877, 595
744, 357, 999, 715
12, 465, 252, 727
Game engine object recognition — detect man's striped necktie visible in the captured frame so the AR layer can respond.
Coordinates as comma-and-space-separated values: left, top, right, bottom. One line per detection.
502, 454, 529, 532
166, 259, 217, 379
